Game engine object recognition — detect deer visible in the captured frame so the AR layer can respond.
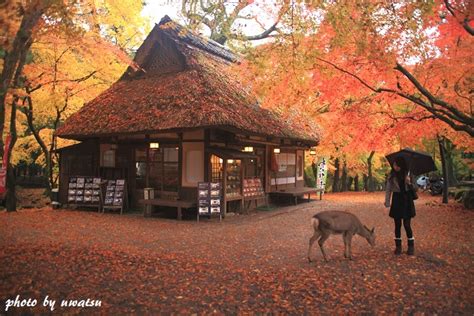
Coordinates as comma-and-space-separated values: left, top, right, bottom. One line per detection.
308, 211, 375, 262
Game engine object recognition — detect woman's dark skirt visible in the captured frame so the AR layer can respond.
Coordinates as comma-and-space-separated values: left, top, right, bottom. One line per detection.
389, 191, 416, 219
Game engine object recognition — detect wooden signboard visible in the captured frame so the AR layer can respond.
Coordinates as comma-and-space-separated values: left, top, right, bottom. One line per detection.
103, 179, 127, 214
67, 176, 102, 211
197, 182, 222, 221
316, 158, 327, 192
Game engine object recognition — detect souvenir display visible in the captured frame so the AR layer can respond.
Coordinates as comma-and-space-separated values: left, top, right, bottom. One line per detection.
103, 179, 126, 207
226, 160, 241, 198
243, 178, 264, 198
67, 177, 102, 207
197, 182, 222, 217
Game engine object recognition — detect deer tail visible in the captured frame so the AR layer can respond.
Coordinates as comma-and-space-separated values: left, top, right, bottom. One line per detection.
311, 216, 319, 230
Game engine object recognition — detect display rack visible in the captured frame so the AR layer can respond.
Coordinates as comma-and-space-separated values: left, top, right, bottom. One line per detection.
197, 182, 222, 221
102, 179, 127, 214
226, 160, 242, 199
243, 177, 267, 211
67, 176, 102, 211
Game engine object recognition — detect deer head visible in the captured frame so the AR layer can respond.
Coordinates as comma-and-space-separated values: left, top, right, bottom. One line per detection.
364, 225, 376, 247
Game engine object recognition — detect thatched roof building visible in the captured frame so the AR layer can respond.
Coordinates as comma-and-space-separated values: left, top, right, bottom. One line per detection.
56, 16, 319, 144
56, 16, 321, 216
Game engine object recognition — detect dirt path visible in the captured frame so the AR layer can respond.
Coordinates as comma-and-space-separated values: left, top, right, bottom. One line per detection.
1, 192, 473, 314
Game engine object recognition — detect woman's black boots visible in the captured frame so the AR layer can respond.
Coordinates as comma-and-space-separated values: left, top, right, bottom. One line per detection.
407, 238, 415, 255
394, 238, 402, 255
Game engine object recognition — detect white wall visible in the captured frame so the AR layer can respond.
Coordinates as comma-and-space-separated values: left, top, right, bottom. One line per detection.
181, 142, 204, 187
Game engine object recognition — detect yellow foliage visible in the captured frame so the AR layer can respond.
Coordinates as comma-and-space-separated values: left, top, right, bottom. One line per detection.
1, 0, 150, 171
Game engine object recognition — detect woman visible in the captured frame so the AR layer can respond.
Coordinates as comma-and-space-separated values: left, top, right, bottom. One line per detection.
385, 156, 416, 255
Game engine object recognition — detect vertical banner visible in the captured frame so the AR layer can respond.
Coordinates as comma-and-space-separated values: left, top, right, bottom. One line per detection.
316, 157, 328, 191
0, 135, 12, 195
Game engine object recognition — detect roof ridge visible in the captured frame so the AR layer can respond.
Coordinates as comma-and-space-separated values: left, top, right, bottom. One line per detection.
156, 15, 238, 63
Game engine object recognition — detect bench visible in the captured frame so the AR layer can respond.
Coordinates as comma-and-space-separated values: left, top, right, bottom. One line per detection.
269, 187, 324, 205
138, 199, 196, 220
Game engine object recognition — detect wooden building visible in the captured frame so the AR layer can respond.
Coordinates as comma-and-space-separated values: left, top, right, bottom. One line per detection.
55, 16, 320, 215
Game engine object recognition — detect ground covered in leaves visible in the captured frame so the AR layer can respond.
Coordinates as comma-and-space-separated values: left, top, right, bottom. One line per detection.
1, 192, 473, 314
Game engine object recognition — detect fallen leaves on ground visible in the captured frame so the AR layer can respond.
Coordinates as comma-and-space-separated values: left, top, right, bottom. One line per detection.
0, 192, 473, 314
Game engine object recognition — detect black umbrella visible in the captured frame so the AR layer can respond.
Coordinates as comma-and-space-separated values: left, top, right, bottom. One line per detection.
386, 148, 436, 176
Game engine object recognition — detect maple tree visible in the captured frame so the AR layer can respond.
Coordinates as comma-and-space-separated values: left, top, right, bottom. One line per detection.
307, 0, 473, 136
234, 0, 472, 193
0, 0, 148, 211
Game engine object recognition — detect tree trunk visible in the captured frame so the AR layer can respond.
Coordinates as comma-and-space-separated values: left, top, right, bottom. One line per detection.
438, 136, 449, 204
332, 158, 340, 192
23, 96, 52, 195
363, 174, 368, 191
0, 6, 45, 157
6, 97, 19, 212
444, 139, 458, 187
347, 176, 354, 191
367, 151, 375, 192
340, 160, 348, 192
354, 174, 359, 191
4, 20, 35, 212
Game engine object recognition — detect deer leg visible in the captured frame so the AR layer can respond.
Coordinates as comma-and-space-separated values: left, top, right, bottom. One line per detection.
343, 233, 349, 259
347, 234, 354, 260
308, 229, 321, 262
342, 233, 354, 259
318, 233, 330, 262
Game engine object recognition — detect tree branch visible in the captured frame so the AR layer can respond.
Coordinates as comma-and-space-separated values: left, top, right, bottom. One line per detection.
242, 23, 278, 41
315, 57, 474, 137
444, 0, 474, 36
27, 70, 97, 93
375, 110, 436, 122
395, 63, 474, 126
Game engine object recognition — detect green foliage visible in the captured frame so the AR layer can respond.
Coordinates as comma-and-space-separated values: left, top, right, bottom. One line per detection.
304, 166, 316, 188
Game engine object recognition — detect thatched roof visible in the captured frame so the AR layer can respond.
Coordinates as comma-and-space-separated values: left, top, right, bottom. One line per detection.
55, 16, 320, 145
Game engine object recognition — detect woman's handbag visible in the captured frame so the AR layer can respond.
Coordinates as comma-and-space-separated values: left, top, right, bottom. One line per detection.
408, 183, 418, 200
406, 172, 418, 200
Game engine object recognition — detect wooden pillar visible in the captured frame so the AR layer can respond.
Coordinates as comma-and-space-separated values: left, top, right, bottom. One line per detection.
145, 134, 150, 188
204, 129, 210, 182
178, 133, 183, 199
94, 139, 100, 177
294, 149, 297, 189
240, 159, 244, 212
264, 144, 270, 193
222, 159, 227, 217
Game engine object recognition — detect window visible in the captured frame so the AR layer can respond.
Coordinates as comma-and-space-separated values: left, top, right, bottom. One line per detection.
102, 150, 115, 168
148, 149, 163, 189
211, 155, 223, 183
163, 147, 179, 192
135, 148, 147, 189
135, 146, 179, 192
271, 152, 296, 185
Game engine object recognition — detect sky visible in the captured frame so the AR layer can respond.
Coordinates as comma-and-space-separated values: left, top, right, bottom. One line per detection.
142, 1, 182, 26
141, 0, 279, 41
